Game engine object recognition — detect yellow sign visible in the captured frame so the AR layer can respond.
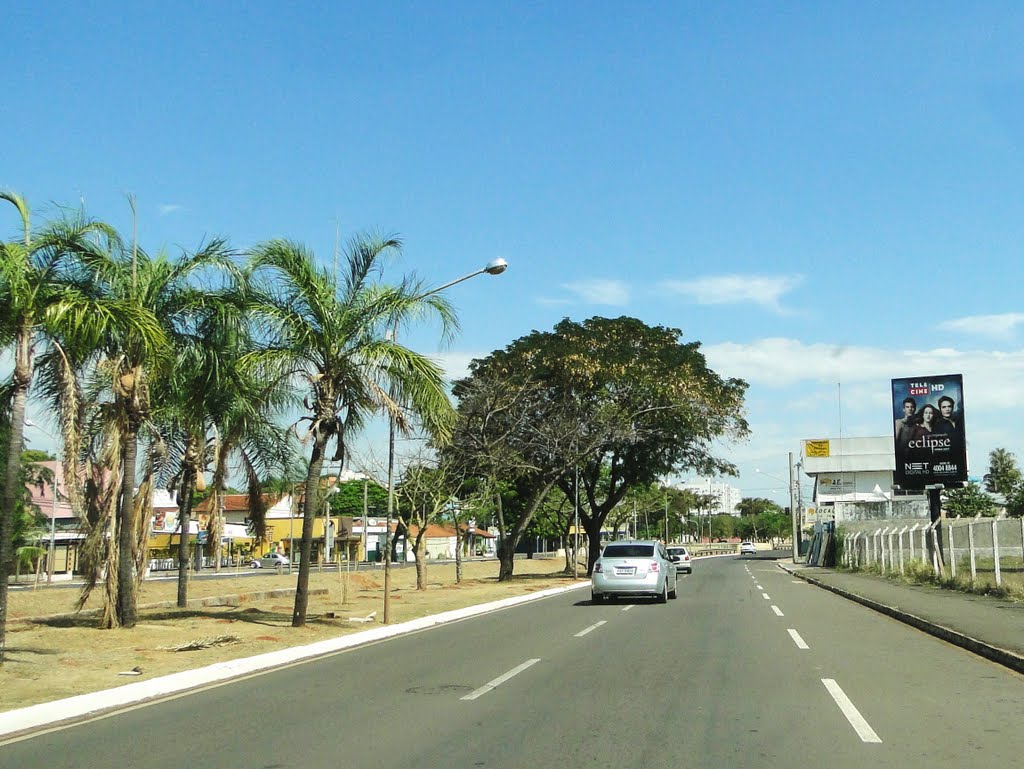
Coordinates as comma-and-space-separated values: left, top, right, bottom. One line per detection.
804, 439, 830, 457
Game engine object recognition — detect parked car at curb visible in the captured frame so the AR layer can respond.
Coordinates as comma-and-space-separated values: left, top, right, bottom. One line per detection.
591, 540, 677, 603
739, 541, 757, 555
666, 545, 693, 574
251, 552, 289, 569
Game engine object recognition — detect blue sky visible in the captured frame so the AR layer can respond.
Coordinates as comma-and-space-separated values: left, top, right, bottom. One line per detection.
5, 2, 1024, 506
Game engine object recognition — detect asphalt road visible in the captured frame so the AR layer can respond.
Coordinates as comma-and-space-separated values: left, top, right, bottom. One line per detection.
3, 554, 1022, 768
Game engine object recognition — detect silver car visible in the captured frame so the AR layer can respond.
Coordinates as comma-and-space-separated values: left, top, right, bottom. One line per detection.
250, 552, 290, 569
591, 540, 678, 603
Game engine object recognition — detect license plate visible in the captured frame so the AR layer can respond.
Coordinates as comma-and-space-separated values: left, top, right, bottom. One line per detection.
615, 567, 636, 575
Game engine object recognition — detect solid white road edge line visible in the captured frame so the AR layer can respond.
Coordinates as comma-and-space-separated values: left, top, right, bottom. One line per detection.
574, 620, 607, 637
621, 604, 634, 611
822, 679, 882, 743
771, 605, 784, 617
0, 579, 590, 739
787, 629, 809, 649
461, 658, 542, 701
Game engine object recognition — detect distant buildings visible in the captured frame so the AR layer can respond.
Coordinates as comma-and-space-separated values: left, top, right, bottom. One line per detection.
673, 478, 742, 516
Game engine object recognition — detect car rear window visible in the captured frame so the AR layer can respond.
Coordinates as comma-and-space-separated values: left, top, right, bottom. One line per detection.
667, 548, 688, 556
602, 544, 655, 558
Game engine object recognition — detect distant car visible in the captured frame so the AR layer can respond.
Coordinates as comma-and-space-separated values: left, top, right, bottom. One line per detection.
739, 541, 757, 556
666, 545, 693, 574
591, 540, 678, 603
251, 552, 289, 569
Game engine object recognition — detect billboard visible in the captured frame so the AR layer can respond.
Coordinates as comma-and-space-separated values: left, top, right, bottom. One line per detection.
891, 374, 967, 489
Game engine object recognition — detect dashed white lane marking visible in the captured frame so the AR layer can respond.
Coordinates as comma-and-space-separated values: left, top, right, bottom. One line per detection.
575, 620, 607, 637
787, 629, 809, 649
461, 659, 542, 701
822, 679, 882, 743
791, 580, 806, 584
761, 593, 771, 600
771, 605, 784, 616
756, 585, 763, 590
622, 604, 635, 611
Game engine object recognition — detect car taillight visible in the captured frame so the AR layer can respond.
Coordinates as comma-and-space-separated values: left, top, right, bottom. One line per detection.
594, 561, 603, 573
649, 560, 659, 572
683, 554, 690, 561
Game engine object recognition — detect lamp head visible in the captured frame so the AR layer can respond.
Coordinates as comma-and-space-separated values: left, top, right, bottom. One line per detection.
484, 258, 508, 275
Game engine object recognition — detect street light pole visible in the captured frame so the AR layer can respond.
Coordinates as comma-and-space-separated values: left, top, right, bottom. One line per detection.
383, 258, 508, 624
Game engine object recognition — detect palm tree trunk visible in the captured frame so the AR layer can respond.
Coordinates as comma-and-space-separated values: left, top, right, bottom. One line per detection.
116, 425, 140, 627
0, 328, 32, 663
292, 435, 327, 627
176, 464, 196, 607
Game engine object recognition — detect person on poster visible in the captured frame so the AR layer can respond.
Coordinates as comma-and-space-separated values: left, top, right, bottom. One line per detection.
894, 396, 917, 450
935, 395, 960, 438
906, 403, 939, 462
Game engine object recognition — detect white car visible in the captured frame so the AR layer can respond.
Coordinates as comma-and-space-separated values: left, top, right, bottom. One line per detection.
739, 541, 757, 556
251, 552, 290, 569
666, 545, 693, 574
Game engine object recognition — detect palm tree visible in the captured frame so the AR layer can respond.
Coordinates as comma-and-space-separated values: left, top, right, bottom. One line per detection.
152, 267, 294, 607
983, 448, 1021, 495
73, 238, 237, 627
244, 235, 457, 626
0, 194, 155, 657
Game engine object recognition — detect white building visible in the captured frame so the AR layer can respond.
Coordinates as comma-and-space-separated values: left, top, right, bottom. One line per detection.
673, 478, 742, 516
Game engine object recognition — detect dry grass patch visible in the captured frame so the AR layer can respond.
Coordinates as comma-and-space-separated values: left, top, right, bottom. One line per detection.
2, 557, 582, 713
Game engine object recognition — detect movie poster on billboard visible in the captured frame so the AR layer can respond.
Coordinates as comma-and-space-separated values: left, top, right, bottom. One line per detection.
891, 374, 967, 489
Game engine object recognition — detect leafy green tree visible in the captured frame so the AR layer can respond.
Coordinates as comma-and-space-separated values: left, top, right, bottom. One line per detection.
245, 236, 456, 626
447, 316, 748, 577
736, 497, 782, 518
943, 482, 997, 518
983, 448, 1021, 495
329, 479, 389, 518
1003, 482, 1024, 517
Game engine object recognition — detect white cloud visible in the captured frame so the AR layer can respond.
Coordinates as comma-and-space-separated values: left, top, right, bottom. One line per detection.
703, 337, 1024, 408
561, 279, 630, 306
431, 351, 484, 383
158, 204, 183, 216
661, 274, 803, 313
937, 313, 1024, 339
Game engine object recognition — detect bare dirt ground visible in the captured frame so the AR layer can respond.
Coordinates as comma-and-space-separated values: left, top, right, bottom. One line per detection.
2, 557, 581, 713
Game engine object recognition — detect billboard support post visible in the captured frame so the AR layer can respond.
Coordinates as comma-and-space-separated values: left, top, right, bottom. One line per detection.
926, 483, 945, 574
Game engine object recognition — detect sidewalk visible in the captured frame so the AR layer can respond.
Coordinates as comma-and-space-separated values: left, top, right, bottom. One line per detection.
779, 560, 1024, 675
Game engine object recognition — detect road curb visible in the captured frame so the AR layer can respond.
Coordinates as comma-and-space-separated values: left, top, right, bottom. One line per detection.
777, 563, 1024, 676
0, 580, 590, 742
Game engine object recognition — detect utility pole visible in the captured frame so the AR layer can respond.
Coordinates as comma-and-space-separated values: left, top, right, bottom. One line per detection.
789, 451, 799, 561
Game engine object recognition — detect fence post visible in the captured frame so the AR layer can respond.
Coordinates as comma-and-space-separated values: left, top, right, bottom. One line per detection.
898, 526, 907, 575
992, 517, 1002, 588
878, 527, 888, 572
921, 525, 929, 565
947, 521, 956, 579
908, 523, 919, 562
968, 520, 977, 584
